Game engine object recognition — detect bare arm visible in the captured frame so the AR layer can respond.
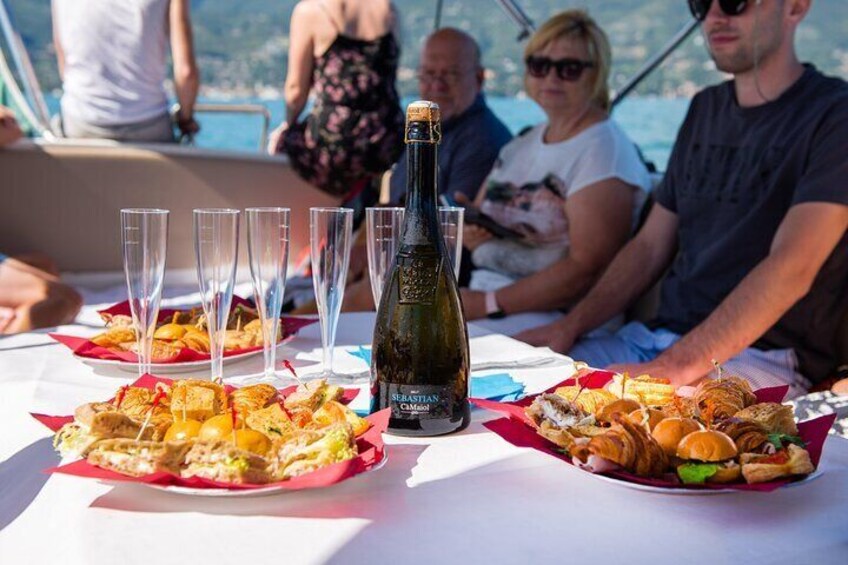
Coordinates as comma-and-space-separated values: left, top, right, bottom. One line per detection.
0, 106, 22, 147
51, 1, 65, 79
516, 203, 679, 352
169, 0, 199, 121
463, 179, 636, 319
284, 3, 315, 124
614, 202, 848, 386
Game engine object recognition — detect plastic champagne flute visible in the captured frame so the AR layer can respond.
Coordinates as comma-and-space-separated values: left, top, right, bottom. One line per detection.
120, 208, 169, 379
310, 207, 353, 382
246, 207, 290, 381
194, 208, 240, 382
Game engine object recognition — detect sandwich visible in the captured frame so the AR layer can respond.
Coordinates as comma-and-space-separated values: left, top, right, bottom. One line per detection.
734, 402, 798, 436
271, 423, 358, 480
87, 439, 191, 477
651, 417, 702, 459
231, 383, 278, 415
554, 385, 616, 414
283, 379, 342, 412
182, 440, 271, 484
246, 403, 294, 438
525, 394, 595, 449
170, 379, 228, 422
675, 429, 741, 484
313, 400, 371, 437
607, 374, 675, 406
740, 444, 814, 484
54, 402, 162, 457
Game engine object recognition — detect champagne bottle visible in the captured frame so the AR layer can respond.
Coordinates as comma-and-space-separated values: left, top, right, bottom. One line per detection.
371, 100, 470, 436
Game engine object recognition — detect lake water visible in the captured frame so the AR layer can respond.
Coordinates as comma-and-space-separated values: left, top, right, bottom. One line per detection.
45, 95, 690, 171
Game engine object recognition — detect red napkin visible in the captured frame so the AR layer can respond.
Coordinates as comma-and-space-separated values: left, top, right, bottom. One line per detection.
472, 371, 833, 492
34, 375, 378, 491
49, 297, 317, 363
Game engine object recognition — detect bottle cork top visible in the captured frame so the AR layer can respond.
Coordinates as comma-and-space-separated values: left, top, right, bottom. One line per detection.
406, 100, 440, 124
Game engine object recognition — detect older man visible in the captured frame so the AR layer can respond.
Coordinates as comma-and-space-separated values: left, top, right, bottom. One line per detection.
519, 0, 848, 398
389, 27, 511, 204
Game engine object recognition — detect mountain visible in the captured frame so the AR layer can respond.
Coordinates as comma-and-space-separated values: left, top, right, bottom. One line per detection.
6, 0, 848, 98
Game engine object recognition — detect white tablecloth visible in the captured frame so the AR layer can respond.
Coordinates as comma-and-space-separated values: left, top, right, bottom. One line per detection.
1, 312, 847, 565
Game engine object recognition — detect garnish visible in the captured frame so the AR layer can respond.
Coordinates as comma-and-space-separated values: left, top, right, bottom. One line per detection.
282, 359, 301, 383
135, 387, 167, 441
113, 385, 129, 409
677, 463, 720, 484
758, 450, 791, 465
767, 433, 807, 451
572, 373, 587, 404
711, 359, 723, 382
268, 426, 283, 436
231, 406, 238, 446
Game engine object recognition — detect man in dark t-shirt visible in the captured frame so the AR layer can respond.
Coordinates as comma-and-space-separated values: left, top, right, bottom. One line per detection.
518, 0, 848, 397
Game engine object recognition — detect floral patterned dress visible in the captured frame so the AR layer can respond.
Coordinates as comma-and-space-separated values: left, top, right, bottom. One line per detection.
278, 33, 404, 197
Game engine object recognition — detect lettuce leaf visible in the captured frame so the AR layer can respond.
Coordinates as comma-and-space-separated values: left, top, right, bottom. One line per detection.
767, 433, 806, 451
677, 463, 720, 484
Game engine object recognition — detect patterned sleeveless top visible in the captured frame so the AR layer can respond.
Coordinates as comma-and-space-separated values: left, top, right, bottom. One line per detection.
280, 32, 404, 196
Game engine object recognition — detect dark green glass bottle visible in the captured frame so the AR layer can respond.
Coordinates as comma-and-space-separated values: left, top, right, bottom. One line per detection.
370, 100, 470, 436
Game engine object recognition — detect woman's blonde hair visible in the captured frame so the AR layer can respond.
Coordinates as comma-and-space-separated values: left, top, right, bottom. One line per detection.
524, 10, 612, 111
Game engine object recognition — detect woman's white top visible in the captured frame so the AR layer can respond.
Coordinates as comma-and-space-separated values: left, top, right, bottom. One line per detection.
474, 119, 652, 280
54, 0, 170, 126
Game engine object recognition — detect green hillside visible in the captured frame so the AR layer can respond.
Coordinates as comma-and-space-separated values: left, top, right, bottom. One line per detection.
6, 0, 847, 97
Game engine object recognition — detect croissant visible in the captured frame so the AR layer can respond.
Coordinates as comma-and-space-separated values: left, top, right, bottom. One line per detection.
231, 383, 278, 416
570, 414, 668, 477
715, 417, 770, 454
660, 395, 697, 419
694, 377, 757, 420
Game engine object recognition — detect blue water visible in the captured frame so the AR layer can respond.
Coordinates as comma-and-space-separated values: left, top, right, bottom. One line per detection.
45, 94, 690, 171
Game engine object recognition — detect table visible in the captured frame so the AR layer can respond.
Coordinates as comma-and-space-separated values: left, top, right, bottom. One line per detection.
1, 312, 847, 565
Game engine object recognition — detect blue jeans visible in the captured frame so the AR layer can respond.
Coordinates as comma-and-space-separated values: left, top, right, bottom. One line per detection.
568, 321, 811, 399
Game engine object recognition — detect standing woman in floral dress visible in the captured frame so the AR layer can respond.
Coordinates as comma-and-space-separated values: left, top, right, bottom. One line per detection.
270, 0, 404, 198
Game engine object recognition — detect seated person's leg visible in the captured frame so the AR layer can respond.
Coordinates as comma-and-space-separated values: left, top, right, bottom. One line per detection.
567, 322, 669, 370
0, 258, 82, 333
721, 347, 811, 400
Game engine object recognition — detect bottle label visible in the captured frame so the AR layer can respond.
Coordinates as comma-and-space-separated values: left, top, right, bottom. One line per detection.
398, 256, 440, 304
384, 383, 452, 420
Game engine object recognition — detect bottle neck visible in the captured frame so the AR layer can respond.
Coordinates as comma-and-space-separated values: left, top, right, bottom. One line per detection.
403, 138, 440, 245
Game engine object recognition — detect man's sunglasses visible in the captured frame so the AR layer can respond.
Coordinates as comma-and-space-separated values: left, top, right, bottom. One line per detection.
687, 0, 751, 21
525, 55, 594, 81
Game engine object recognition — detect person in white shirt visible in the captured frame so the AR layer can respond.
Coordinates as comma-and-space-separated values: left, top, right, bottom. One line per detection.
457, 10, 651, 336
52, 0, 199, 142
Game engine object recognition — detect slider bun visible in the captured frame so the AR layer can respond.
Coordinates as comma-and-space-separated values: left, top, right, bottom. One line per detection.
627, 407, 667, 432
595, 399, 641, 424
164, 419, 202, 441
652, 418, 702, 458
234, 429, 271, 456
676, 430, 738, 462
198, 413, 234, 441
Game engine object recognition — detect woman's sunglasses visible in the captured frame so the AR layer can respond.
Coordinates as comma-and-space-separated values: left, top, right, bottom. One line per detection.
525, 55, 594, 82
688, 0, 751, 21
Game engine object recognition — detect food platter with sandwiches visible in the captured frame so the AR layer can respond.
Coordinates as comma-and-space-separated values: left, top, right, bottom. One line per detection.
472, 368, 835, 493
48, 297, 317, 369
32, 375, 388, 495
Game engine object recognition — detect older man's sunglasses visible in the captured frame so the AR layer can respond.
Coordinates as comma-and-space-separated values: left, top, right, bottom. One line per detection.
688, 0, 751, 21
525, 55, 594, 81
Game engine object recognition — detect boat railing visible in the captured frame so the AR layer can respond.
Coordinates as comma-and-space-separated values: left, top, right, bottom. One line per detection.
172, 102, 271, 152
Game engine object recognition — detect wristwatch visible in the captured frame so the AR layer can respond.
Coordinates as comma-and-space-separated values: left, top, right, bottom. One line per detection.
484, 291, 506, 319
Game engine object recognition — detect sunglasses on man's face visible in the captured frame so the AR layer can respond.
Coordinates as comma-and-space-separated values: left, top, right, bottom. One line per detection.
525, 55, 594, 82
688, 0, 751, 21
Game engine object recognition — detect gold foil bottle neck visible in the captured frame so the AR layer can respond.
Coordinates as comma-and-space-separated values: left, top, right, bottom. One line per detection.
405, 100, 441, 143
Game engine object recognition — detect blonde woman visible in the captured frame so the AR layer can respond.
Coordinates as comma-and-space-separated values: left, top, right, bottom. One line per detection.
458, 10, 651, 335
